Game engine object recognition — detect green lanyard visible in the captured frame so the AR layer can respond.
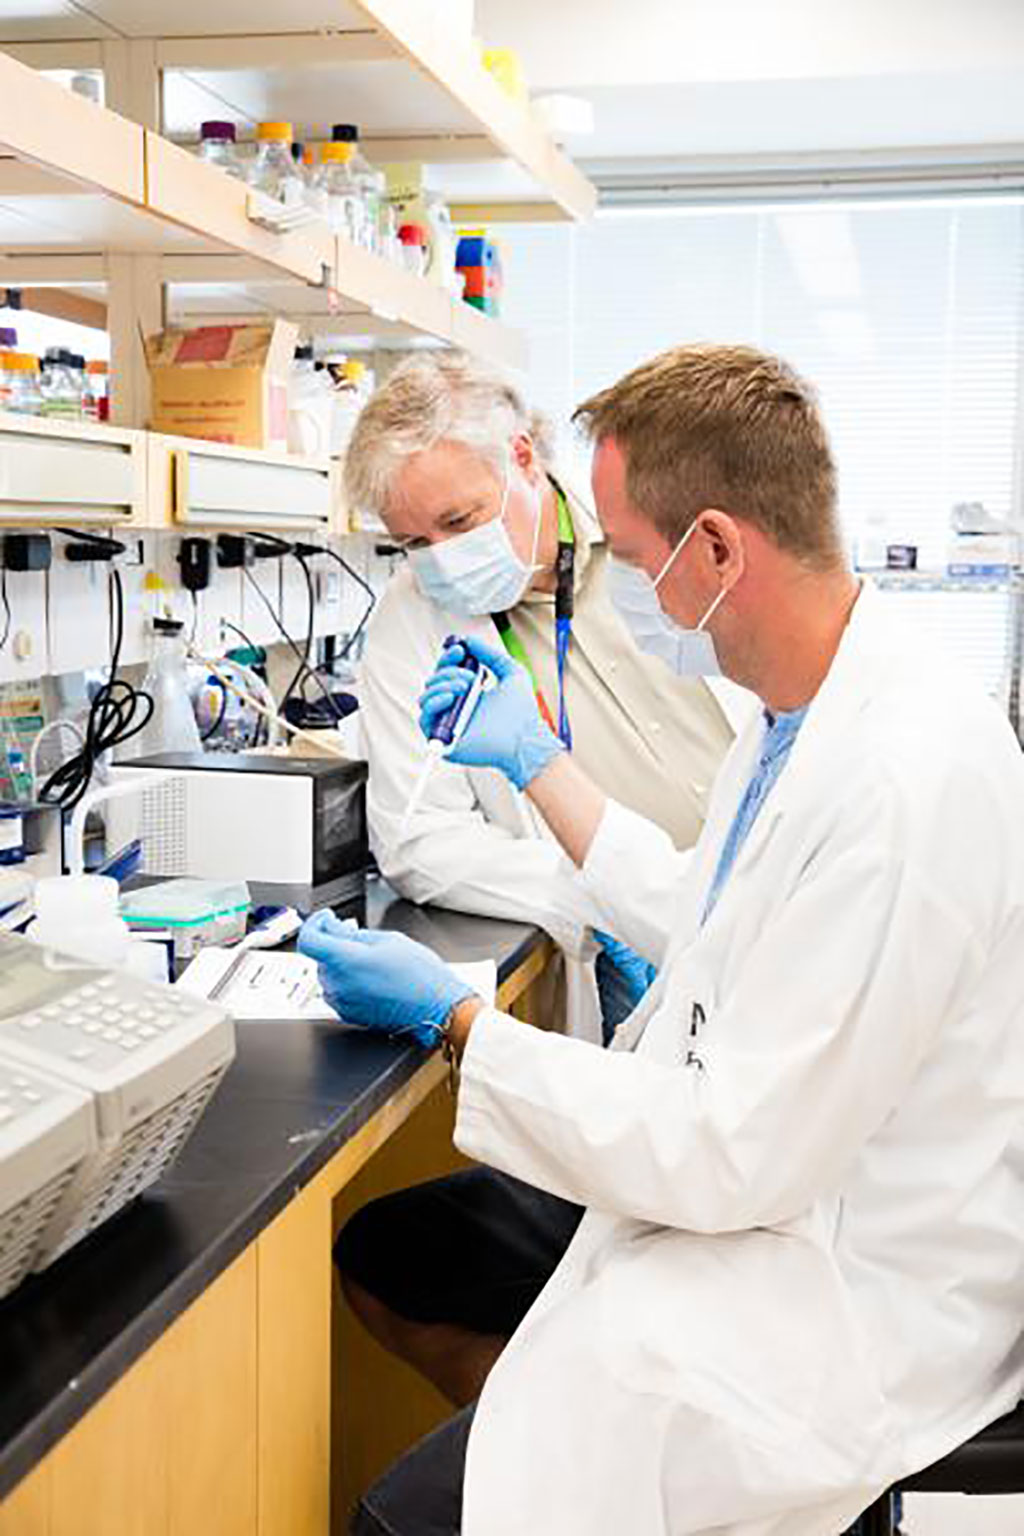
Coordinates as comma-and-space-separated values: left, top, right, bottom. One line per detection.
493, 480, 575, 748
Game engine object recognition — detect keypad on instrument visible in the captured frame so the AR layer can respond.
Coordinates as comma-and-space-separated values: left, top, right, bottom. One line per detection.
0, 977, 197, 1073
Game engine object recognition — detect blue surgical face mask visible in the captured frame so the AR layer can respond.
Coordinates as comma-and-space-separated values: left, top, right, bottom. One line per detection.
407, 462, 542, 617
607, 520, 730, 677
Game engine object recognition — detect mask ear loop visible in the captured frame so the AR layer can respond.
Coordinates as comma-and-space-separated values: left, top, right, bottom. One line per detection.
655, 518, 733, 632
653, 518, 698, 588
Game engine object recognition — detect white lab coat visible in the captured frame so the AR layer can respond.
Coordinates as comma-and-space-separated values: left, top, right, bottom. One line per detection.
357, 487, 738, 1040
454, 583, 1024, 1535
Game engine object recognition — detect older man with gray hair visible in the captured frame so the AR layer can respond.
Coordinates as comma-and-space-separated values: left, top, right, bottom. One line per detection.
345, 350, 737, 1045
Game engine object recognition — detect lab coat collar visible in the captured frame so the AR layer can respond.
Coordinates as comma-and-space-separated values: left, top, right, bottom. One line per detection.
688, 580, 884, 931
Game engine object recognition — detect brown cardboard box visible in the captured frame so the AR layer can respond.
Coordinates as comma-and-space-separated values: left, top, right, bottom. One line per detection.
144, 321, 298, 452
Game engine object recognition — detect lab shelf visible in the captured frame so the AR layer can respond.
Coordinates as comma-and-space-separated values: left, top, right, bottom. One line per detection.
0, 0, 596, 222
0, 49, 532, 378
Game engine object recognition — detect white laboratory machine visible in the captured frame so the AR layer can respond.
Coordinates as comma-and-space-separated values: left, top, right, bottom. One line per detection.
0, 928, 235, 1274
0, 1057, 96, 1300
108, 752, 369, 898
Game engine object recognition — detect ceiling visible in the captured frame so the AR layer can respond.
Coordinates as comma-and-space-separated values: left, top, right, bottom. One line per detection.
475, 0, 1024, 166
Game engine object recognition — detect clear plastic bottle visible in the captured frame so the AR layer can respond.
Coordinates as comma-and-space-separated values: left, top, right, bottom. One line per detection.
375, 173, 399, 260
331, 124, 378, 250
40, 348, 81, 419
197, 119, 246, 180
323, 355, 374, 456
84, 360, 110, 423
249, 121, 304, 207
67, 352, 87, 413
129, 618, 203, 758
398, 223, 429, 277
1, 353, 43, 416
288, 342, 334, 457
315, 143, 366, 243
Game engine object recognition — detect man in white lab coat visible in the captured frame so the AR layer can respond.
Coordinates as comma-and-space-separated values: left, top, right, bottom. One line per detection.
344, 351, 736, 1045
302, 343, 1024, 1536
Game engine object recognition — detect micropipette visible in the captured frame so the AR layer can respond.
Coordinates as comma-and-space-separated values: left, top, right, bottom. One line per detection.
401, 637, 486, 838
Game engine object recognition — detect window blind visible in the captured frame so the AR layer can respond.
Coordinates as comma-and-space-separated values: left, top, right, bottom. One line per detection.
499, 196, 1024, 706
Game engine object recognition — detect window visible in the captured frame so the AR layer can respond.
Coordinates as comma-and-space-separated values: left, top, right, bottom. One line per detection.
499, 196, 1024, 705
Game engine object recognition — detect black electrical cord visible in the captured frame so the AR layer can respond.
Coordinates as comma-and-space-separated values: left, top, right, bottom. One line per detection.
0, 569, 10, 655
39, 565, 154, 813
241, 551, 343, 723
219, 619, 262, 659
320, 545, 376, 660
280, 551, 316, 711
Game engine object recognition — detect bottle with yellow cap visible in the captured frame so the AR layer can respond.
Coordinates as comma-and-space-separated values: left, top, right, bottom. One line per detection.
0, 353, 43, 417
313, 142, 367, 244
249, 121, 304, 206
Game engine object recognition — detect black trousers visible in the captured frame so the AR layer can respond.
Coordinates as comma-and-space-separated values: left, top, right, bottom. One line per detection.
336, 1168, 584, 1535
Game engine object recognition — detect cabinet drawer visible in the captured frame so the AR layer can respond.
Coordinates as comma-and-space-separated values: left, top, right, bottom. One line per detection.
157, 439, 333, 531
0, 418, 143, 525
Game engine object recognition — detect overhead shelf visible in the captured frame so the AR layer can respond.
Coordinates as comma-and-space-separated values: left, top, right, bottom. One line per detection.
0, 1, 597, 221
0, 51, 527, 372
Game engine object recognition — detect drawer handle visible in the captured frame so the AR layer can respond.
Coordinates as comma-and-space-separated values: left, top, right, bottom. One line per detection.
170, 449, 189, 521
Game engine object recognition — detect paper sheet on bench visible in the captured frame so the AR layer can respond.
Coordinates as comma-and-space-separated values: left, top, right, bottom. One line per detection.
177, 946, 497, 1023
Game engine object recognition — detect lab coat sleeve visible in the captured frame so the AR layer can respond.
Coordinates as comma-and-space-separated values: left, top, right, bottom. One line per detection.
575, 798, 696, 966
455, 792, 986, 1232
361, 588, 596, 955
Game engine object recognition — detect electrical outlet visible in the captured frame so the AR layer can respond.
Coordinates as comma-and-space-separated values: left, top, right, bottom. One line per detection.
315, 565, 343, 639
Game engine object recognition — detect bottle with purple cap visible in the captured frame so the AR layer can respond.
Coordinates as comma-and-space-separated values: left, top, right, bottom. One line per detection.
197, 120, 246, 181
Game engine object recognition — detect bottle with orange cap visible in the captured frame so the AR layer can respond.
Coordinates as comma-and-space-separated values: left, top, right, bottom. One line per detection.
248, 122, 304, 206
314, 142, 367, 245
0, 353, 43, 416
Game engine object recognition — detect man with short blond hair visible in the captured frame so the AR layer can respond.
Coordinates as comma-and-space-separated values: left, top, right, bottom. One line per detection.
306, 342, 1024, 1536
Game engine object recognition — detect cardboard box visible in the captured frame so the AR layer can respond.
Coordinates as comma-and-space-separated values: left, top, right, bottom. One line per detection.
145, 321, 298, 452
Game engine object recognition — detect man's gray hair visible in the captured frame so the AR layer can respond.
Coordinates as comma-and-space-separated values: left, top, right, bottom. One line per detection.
343, 351, 555, 520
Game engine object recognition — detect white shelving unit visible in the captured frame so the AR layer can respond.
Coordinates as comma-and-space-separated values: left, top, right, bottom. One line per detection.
0, 2, 596, 426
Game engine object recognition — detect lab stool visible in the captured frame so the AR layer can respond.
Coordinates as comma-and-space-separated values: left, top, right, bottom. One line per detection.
856, 1398, 1024, 1534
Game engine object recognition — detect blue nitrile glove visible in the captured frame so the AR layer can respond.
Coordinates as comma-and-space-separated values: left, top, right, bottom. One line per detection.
297, 909, 475, 1048
418, 635, 565, 792
593, 930, 658, 1009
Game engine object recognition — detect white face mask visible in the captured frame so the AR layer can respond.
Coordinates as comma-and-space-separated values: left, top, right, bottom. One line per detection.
407, 461, 542, 617
607, 520, 730, 677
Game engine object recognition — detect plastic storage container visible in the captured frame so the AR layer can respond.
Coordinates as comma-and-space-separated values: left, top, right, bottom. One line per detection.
249, 121, 304, 206
120, 877, 251, 960
197, 119, 246, 180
